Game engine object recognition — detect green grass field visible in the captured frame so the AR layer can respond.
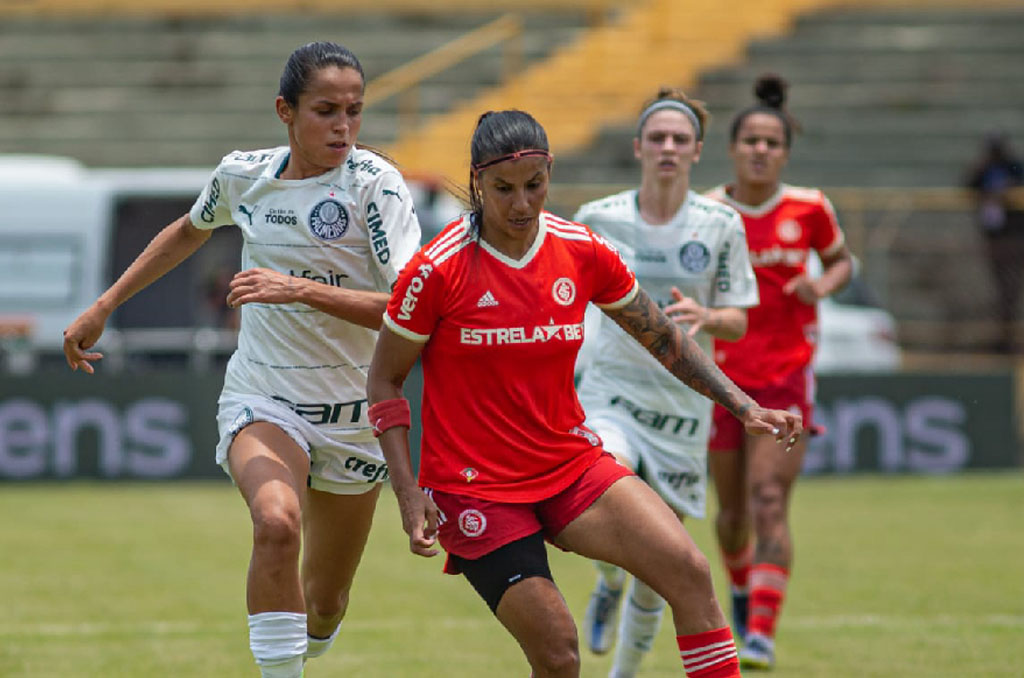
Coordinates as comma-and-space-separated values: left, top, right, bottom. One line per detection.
1, 473, 1022, 677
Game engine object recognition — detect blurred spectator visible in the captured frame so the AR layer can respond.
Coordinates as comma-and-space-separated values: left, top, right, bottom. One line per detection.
965, 133, 1024, 352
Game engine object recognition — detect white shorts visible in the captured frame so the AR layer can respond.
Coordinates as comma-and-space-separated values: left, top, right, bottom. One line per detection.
215, 392, 386, 495
578, 372, 710, 519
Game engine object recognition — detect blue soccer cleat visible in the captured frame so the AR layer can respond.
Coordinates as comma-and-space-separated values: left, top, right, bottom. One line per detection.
583, 579, 623, 655
731, 586, 749, 641
739, 632, 775, 670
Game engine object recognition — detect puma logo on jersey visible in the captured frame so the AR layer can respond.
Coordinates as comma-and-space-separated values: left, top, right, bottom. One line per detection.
382, 188, 403, 203
476, 290, 499, 307
238, 204, 257, 226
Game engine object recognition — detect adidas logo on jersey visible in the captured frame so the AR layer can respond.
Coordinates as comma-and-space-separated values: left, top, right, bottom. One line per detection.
477, 290, 499, 308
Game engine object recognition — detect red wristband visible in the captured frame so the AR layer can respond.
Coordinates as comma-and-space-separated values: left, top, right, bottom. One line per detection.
368, 398, 411, 437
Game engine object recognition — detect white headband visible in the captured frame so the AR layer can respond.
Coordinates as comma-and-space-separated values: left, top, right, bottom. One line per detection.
636, 100, 703, 140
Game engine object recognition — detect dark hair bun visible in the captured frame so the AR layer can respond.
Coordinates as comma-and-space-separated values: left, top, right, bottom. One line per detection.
754, 74, 788, 109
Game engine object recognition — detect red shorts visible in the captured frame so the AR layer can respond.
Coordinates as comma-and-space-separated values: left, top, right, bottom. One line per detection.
709, 365, 815, 452
427, 452, 634, 574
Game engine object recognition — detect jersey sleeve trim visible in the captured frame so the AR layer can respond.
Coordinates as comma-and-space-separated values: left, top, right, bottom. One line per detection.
382, 313, 430, 343
594, 279, 639, 310
819, 233, 846, 258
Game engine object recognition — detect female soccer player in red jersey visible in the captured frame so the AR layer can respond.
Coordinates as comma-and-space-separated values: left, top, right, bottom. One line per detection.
706, 74, 853, 670
367, 109, 801, 678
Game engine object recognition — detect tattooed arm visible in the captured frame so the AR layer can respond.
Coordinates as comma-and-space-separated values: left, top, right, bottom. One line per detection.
603, 287, 802, 443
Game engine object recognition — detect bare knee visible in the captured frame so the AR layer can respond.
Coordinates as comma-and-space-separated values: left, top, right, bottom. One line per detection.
679, 546, 713, 580
716, 505, 749, 538
252, 503, 301, 557
750, 480, 786, 531
529, 633, 580, 678
305, 586, 348, 627
659, 547, 715, 604
656, 548, 725, 632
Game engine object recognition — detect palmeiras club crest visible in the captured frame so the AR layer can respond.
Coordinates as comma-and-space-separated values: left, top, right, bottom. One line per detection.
679, 241, 711, 273
308, 199, 349, 240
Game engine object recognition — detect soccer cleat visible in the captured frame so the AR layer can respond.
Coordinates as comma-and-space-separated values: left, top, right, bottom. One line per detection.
731, 587, 750, 641
583, 579, 623, 655
738, 632, 775, 670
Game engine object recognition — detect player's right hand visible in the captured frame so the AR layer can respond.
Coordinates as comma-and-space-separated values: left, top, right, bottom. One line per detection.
741, 404, 803, 452
62, 307, 107, 374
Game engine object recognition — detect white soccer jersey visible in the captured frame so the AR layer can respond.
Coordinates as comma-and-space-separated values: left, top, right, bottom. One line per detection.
190, 146, 421, 442
574, 189, 757, 516
575, 189, 757, 381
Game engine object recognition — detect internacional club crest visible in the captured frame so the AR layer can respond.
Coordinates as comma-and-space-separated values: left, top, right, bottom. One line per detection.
552, 277, 576, 306
679, 241, 711, 273
308, 199, 349, 240
776, 219, 802, 243
458, 509, 487, 538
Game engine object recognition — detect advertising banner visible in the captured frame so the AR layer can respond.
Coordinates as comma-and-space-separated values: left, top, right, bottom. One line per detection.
805, 373, 1019, 474
0, 370, 1017, 480
0, 373, 223, 480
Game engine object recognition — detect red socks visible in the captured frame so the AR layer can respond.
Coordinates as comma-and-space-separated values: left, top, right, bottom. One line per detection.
748, 563, 789, 637
676, 626, 740, 677
721, 543, 753, 589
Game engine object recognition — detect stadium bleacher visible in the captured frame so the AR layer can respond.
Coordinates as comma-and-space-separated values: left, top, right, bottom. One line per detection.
2, 0, 1022, 352
545, 4, 1024, 353
0, 7, 600, 167
553, 5, 1024, 189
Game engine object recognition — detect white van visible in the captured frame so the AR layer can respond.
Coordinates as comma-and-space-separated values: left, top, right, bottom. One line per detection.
0, 155, 216, 357
0, 154, 459, 368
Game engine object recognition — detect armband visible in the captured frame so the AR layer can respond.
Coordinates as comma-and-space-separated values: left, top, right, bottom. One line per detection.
368, 398, 412, 437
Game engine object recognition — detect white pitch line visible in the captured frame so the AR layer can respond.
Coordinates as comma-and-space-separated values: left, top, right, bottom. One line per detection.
775, 614, 1024, 630
3, 613, 1021, 638
0, 621, 238, 638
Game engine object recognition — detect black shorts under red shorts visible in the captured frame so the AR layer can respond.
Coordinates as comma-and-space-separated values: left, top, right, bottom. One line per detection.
427, 452, 634, 574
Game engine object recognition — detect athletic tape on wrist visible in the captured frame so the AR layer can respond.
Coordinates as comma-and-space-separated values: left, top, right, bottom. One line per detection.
368, 398, 411, 437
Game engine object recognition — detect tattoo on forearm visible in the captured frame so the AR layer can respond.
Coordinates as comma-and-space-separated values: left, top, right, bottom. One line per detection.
609, 288, 750, 416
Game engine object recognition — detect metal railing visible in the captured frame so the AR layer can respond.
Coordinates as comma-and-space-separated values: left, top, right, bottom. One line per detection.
4, 185, 1021, 375
548, 184, 1024, 355
364, 14, 524, 137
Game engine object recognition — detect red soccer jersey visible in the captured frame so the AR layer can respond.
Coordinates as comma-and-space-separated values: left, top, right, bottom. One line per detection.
706, 184, 845, 389
383, 212, 638, 502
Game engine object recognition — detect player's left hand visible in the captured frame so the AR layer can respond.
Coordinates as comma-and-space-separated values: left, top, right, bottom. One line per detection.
664, 286, 709, 337
741, 405, 803, 452
393, 485, 440, 558
226, 268, 301, 308
782, 274, 822, 305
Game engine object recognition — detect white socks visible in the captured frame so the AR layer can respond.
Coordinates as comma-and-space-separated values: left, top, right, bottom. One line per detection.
595, 559, 626, 590
248, 612, 308, 678
305, 623, 341, 660
609, 578, 666, 678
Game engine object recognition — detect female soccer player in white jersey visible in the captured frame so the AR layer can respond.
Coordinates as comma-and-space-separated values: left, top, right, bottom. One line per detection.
365, 109, 801, 678
573, 87, 758, 677
62, 42, 421, 678
707, 74, 853, 670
